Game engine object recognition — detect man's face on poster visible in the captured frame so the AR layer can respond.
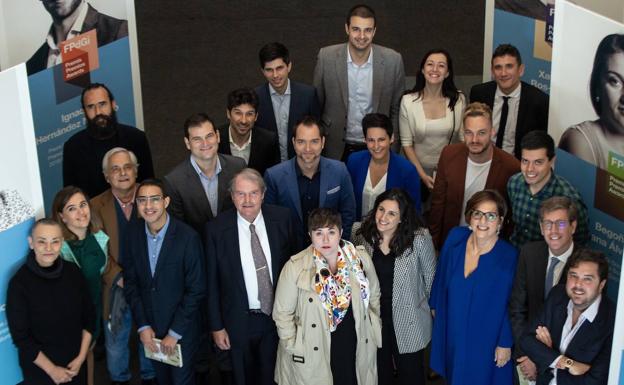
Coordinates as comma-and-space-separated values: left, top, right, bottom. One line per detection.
41, 0, 82, 20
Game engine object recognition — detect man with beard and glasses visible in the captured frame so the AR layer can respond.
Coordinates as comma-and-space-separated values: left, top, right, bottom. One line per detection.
428, 102, 519, 249
63, 83, 154, 199
27, 0, 128, 75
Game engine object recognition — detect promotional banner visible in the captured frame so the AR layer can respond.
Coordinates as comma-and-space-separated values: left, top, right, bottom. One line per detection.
549, 1, 624, 382
0, 0, 141, 211
489, 0, 553, 93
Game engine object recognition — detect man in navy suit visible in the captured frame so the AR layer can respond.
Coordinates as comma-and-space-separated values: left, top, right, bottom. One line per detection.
255, 42, 321, 161
124, 179, 205, 385
206, 168, 295, 385
521, 249, 615, 385
264, 116, 356, 248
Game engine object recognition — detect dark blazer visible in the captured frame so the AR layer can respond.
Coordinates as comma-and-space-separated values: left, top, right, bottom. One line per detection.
470, 81, 549, 159
27, 4, 128, 75
509, 241, 572, 359
346, 150, 421, 219
62, 123, 154, 199
254, 81, 321, 159
428, 143, 520, 249
163, 153, 246, 236
123, 216, 205, 350
521, 285, 615, 385
217, 123, 280, 176
205, 205, 295, 345
264, 156, 356, 247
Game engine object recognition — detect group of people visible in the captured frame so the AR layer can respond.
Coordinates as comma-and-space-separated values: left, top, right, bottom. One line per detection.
6, 3, 617, 385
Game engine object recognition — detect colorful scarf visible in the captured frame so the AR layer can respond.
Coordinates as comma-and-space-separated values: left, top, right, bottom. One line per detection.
313, 240, 370, 332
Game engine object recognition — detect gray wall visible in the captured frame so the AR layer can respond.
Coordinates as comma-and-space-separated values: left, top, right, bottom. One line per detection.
135, 1, 486, 175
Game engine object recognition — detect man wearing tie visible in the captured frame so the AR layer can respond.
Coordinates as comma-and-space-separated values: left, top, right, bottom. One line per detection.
206, 168, 295, 385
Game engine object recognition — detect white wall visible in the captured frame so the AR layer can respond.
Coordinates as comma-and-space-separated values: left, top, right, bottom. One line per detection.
571, 0, 624, 23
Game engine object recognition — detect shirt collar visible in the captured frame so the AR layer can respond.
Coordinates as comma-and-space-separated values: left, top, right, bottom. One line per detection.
236, 209, 264, 227
495, 82, 522, 98
229, 126, 253, 151
45, 0, 89, 49
112, 185, 137, 206
269, 79, 291, 96
567, 294, 602, 323
347, 46, 373, 66
190, 155, 221, 179
549, 242, 574, 262
145, 213, 170, 240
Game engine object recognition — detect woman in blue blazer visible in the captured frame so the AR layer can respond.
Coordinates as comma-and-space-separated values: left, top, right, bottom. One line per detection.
347, 113, 421, 220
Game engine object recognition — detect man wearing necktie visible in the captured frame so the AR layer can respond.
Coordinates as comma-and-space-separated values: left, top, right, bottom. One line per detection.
206, 168, 295, 385
509, 196, 579, 384
470, 44, 549, 159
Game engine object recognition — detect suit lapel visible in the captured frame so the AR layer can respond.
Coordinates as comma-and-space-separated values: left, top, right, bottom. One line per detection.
152, 217, 175, 280
336, 45, 349, 111
286, 160, 303, 220
263, 208, 282, 289
372, 45, 384, 112
262, 84, 278, 132
226, 214, 248, 299
319, 158, 329, 207
451, 148, 468, 207
100, 191, 119, 260
217, 155, 232, 214
185, 160, 214, 220
550, 299, 568, 350
533, 243, 549, 299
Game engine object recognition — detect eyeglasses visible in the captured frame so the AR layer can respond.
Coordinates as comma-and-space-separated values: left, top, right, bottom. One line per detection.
136, 195, 163, 205
470, 210, 498, 222
541, 219, 570, 231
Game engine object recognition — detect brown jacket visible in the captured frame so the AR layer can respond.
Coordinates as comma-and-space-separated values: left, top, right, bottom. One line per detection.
273, 244, 381, 385
428, 143, 520, 249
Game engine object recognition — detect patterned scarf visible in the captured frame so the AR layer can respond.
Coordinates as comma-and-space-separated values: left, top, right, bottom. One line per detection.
313, 240, 370, 332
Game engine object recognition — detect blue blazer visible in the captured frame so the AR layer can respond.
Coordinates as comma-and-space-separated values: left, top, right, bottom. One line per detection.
346, 150, 421, 219
123, 215, 205, 345
255, 81, 321, 159
264, 156, 356, 247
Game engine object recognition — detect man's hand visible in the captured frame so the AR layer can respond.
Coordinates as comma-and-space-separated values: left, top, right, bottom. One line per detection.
212, 329, 231, 350
139, 327, 158, 353
160, 335, 179, 356
535, 325, 553, 348
494, 346, 511, 368
516, 356, 537, 380
556, 356, 592, 376
116, 277, 124, 288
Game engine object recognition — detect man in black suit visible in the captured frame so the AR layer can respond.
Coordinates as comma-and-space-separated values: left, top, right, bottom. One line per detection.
206, 168, 295, 385
509, 196, 579, 383
470, 44, 549, 159
27, 0, 128, 75
521, 249, 615, 385
164, 113, 246, 236
255, 42, 321, 161
63, 83, 154, 199
123, 179, 205, 385
218, 88, 280, 176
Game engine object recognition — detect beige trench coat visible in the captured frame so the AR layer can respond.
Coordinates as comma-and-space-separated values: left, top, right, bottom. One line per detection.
273, 244, 382, 385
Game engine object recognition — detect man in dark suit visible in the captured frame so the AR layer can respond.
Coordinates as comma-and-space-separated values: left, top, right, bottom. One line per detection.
218, 88, 280, 176
521, 249, 615, 385
264, 116, 356, 248
206, 168, 295, 385
164, 113, 246, 236
313, 4, 405, 160
63, 83, 154, 199
124, 179, 205, 385
90, 147, 156, 385
470, 44, 549, 159
27, 0, 128, 75
255, 42, 321, 161
429, 102, 519, 249
509, 196, 579, 383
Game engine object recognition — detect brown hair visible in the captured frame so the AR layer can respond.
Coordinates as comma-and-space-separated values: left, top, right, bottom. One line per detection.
464, 189, 508, 220
308, 208, 342, 232
51, 186, 102, 241
463, 102, 492, 124
539, 196, 578, 223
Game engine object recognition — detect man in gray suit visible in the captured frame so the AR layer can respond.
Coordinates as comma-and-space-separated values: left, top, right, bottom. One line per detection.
313, 4, 405, 160
164, 113, 246, 236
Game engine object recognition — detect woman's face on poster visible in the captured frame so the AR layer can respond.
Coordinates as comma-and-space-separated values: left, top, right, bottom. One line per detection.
600, 51, 624, 134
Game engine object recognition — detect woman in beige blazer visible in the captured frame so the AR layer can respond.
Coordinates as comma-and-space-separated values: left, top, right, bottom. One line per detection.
273, 208, 381, 385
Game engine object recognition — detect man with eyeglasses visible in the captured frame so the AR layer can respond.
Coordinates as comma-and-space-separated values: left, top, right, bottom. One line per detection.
507, 131, 589, 248
429, 102, 519, 249
91, 147, 156, 385
205, 168, 294, 385
509, 196, 579, 384
124, 179, 205, 385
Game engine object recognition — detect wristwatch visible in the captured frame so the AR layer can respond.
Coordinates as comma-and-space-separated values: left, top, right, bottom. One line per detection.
564, 358, 575, 369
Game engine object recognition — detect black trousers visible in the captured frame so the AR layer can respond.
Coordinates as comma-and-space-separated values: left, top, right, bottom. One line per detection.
230, 312, 278, 385
377, 316, 425, 385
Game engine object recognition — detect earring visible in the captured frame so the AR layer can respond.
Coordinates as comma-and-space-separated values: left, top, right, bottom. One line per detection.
497, 226, 501, 235
468, 225, 473, 231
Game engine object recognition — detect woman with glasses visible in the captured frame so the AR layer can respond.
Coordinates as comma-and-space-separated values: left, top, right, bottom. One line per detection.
429, 190, 518, 385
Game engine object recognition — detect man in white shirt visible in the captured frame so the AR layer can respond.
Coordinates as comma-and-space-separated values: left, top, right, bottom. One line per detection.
521, 249, 615, 385
206, 168, 295, 385
510, 196, 580, 384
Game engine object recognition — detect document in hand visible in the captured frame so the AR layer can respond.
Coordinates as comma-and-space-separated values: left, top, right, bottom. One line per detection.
144, 338, 183, 367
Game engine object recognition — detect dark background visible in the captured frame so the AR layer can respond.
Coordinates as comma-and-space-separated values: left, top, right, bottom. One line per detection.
135, 0, 486, 175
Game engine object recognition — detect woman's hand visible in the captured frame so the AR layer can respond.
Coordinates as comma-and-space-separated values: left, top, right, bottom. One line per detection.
421, 174, 435, 190
535, 326, 553, 348
66, 353, 86, 376
47, 365, 76, 384
494, 346, 511, 368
